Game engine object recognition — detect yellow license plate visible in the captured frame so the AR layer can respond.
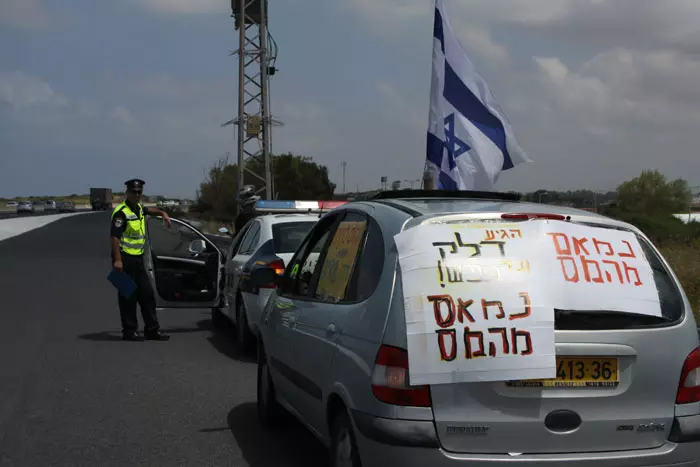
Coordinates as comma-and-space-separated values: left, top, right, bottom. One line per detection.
506, 357, 619, 388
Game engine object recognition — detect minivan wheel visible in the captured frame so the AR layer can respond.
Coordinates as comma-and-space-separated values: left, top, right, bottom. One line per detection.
330, 411, 362, 467
257, 356, 282, 428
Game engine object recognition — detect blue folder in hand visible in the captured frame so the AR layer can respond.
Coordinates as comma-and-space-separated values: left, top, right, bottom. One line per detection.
107, 270, 137, 298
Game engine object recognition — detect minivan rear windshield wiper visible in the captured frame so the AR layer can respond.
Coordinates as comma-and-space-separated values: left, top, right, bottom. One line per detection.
554, 309, 673, 330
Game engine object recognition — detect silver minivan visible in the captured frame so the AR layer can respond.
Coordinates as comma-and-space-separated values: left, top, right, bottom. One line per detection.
252, 191, 700, 467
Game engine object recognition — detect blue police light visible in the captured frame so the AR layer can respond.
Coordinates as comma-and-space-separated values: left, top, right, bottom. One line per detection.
254, 200, 296, 210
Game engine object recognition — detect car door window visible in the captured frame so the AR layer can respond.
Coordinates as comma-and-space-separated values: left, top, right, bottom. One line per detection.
242, 223, 261, 255
313, 212, 369, 303
237, 221, 260, 256
147, 218, 211, 258
280, 213, 343, 299
227, 224, 251, 261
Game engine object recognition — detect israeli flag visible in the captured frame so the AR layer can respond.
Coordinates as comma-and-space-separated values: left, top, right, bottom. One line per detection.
426, 0, 531, 191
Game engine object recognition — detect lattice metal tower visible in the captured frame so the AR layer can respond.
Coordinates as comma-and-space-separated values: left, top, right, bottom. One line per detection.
223, 0, 281, 206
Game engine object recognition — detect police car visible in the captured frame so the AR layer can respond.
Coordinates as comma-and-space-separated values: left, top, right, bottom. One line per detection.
140, 200, 346, 351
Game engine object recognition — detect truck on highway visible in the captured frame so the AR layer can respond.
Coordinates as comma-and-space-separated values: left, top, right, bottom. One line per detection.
90, 188, 113, 211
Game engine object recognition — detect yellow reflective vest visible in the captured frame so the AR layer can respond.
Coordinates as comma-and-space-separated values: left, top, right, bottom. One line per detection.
112, 202, 146, 256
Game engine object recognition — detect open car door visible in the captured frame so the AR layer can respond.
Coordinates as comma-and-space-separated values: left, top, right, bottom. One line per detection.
143, 217, 225, 309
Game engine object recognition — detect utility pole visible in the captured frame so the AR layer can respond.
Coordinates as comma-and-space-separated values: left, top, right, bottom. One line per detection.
223, 0, 282, 212
341, 161, 347, 194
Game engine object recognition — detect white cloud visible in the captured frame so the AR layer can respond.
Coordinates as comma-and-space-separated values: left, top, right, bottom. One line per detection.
529, 48, 700, 128
135, 0, 226, 15
0, 0, 47, 29
134, 74, 201, 100
375, 81, 424, 130
0, 71, 67, 109
110, 106, 135, 125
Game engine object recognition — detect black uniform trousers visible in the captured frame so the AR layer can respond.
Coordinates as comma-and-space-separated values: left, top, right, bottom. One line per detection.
118, 253, 160, 334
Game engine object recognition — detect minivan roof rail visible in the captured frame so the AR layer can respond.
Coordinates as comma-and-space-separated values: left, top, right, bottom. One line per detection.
370, 189, 522, 202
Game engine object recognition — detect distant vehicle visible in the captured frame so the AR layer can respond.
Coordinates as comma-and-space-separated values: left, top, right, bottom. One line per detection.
6, 201, 18, 207
245, 190, 700, 467
16, 201, 33, 214
44, 200, 57, 212
32, 201, 45, 212
58, 201, 76, 213
90, 188, 113, 211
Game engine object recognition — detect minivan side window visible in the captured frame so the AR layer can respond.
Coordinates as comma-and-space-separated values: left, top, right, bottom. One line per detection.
312, 212, 369, 303
345, 216, 385, 302
279, 213, 342, 299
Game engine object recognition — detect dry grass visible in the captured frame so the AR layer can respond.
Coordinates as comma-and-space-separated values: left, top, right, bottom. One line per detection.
659, 240, 700, 320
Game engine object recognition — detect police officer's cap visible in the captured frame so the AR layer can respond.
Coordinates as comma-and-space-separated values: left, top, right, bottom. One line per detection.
125, 178, 146, 191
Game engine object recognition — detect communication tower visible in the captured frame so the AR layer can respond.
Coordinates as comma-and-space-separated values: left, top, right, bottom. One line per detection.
223, 0, 281, 208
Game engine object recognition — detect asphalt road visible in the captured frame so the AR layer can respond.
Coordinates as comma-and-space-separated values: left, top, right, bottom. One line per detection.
0, 212, 327, 466
0, 208, 93, 220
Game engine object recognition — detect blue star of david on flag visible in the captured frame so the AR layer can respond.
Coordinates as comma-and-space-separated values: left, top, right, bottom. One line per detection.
443, 113, 470, 170
425, 0, 531, 191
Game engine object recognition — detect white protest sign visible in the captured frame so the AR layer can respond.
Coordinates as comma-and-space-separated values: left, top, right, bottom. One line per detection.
540, 221, 661, 317
394, 219, 662, 387
394, 221, 557, 386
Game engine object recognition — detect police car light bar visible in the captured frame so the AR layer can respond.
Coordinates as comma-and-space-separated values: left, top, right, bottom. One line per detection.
254, 200, 348, 213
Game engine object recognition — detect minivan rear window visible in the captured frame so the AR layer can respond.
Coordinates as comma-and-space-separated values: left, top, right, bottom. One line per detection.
555, 228, 685, 330
272, 222, 316, 254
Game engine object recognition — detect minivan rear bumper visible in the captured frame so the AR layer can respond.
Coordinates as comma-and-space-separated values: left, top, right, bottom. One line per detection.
352, 412, 700, 467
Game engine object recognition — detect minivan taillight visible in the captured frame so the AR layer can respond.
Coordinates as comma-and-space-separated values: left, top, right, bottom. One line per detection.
676, 347, 700, 404
371, 344, 431, 407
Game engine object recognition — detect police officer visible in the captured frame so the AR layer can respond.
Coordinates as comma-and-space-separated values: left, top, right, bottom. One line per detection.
234, 185, 260, 234
111, 178, 172, 341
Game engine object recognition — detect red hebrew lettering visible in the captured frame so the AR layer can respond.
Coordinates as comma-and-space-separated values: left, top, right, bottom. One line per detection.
572, 237, 590, 256
428, 295, 455, 328
618, 240, 636, 258
481, 299, 506, 320
547, 233, 572, 255
557, 256, 580, 283
464, 328, 486, 359
510, 292, 532, 320
484, 230, 496, 241
457, 298, 475, 323
511, 328, 533, 356
623, 262, 643, 286
488, 327, 509, 355
593, 238, 615, 256
580, 256, 604, 284
510, 229, 523, 238
602, 260, 623, 283
435, 329, 457, 361
500, 230, 510, 240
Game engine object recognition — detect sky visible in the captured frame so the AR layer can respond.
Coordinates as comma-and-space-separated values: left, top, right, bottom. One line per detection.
1, 0, 699, 199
